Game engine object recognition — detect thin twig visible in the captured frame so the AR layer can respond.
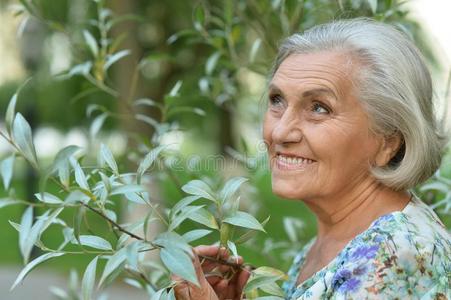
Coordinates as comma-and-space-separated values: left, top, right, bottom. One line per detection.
79, 201, 145, 241
198, 254, 256, 271
124, 267, 158, 291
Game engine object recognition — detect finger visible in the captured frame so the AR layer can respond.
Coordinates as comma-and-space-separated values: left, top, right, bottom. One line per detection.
192, 248, 209, 287
236, 266, 252, 294
173, 280, 191, 300
228, 255, 243, 265
194, 245, 222, 257
205, 275, 222, 286
196, 247, 230, 273
214, 279, 229, 300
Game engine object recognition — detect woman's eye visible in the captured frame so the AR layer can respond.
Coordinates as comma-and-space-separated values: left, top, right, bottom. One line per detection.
311, 102, 330, 114
269, 95, 283, 107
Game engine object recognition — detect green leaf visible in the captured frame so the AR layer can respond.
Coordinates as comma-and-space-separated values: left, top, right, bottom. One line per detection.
23, 210, 58, 264
227, 240, 239, 264
70, 157, 89, 190
259, 282, 285, 297
50, 145, 80, 187
182, 229, 212, 243
249, 38, 262, 63
58, 162, 71, 188
5, 78, 31, 135
367, 0, 377, 14
104, 50, 130, 70
160, 247, 199, 287
104, 209, 116, 222
166, 29, 197, 45
169, 205, 205, 231
9, 220, 21, 232
206, 52, 221, 75
187, 207, 219, 229
137, 145, 167, 183
38, 207, 65, 240
198, 77, 210, 95
34, 192, 63, 204
99, 248, 127, 287
133, 98, 164, 111
99, 172, 111, 193
65, 190, 90, 205
166, 106, 206, 119
13, 113, 38, 166
49, 286, 69, 299
253, 266, 287, 279
68, 61, 92, 77
125, 241, 141, 271
420, 181, 449, 193
283, 217, 304, 243
169, 80, 183, 97
76, 235, 112, 251
0, 154, 15, 190
0, 198, 22, 209
19, 207, 33, 263
51, 145, 80, 172
235, 215, 270, 244
111, 184, 145, 196
82, 256, 98, 300
61, 228, 75, 250
100, 143, 118, 174
135, 114, 159, 129
181, 180, 217, 203
90, 113, 108, 139
153, 231, 192, 254
83, 30, 99, 57
219, 176, 248, 203
86, 104, 106, 118
171, 195, 201, 218
244, 275, 282, 293
193, 4, 205, 31
124, 192, 148, 204
150, 288, 165, 300
223, 211, 265, 232
10, 252, 65, 290
6, 94, 17, 136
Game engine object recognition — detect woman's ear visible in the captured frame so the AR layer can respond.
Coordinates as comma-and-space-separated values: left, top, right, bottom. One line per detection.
374, 133, 403, 167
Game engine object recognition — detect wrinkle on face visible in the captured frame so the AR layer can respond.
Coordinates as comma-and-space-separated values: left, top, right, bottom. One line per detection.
263, 51, 382, 204
271, 54, 357, 101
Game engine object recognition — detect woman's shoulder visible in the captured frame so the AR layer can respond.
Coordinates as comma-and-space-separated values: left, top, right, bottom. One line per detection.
388, 195, 451, 252
330, 195, 451, 298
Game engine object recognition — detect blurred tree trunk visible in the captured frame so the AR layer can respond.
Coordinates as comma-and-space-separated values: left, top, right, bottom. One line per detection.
108, 0, 163, 248
109, 0, 150, 140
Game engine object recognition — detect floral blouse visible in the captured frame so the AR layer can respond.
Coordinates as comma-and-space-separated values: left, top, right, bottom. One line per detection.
282, 194, 451, 299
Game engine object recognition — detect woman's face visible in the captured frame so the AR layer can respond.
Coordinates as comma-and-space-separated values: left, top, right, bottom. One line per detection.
263, 51, 383, 201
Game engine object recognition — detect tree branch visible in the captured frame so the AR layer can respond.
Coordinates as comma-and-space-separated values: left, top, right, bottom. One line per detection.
79, 201, 145, 241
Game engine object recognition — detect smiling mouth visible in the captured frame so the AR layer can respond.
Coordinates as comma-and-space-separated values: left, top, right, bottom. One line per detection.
274, 154, 316, 170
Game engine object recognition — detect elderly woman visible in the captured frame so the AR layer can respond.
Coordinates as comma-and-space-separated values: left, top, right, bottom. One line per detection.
173, 18, 451, 299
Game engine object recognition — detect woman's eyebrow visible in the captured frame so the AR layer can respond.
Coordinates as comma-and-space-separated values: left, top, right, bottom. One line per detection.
268, 83, 282, 94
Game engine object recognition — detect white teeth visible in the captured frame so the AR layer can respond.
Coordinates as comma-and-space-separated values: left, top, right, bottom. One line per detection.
277, 154, 314, 164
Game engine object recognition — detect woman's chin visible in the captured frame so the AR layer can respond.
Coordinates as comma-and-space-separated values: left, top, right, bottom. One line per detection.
271, 183, 307, 200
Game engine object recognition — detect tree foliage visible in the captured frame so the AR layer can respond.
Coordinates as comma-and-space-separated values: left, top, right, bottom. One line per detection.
0, 0, 450, 299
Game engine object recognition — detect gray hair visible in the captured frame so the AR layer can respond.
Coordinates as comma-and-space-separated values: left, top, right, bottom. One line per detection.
269, 18, 448, 191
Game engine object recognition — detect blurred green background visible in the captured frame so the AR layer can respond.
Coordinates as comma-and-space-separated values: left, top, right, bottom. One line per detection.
0, 0, 450, 299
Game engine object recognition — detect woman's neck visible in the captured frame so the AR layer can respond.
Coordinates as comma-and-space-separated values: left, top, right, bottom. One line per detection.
303, 179, 411, 244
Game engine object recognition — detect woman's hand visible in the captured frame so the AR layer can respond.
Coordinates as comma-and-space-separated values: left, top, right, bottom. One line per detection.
172, 245, 251, 300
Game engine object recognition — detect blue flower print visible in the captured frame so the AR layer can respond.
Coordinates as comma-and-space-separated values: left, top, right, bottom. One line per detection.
350, 244, 379, 260
337, 277, 361, 294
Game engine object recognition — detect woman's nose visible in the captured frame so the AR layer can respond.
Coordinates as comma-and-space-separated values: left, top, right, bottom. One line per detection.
272, 113, 303, 144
